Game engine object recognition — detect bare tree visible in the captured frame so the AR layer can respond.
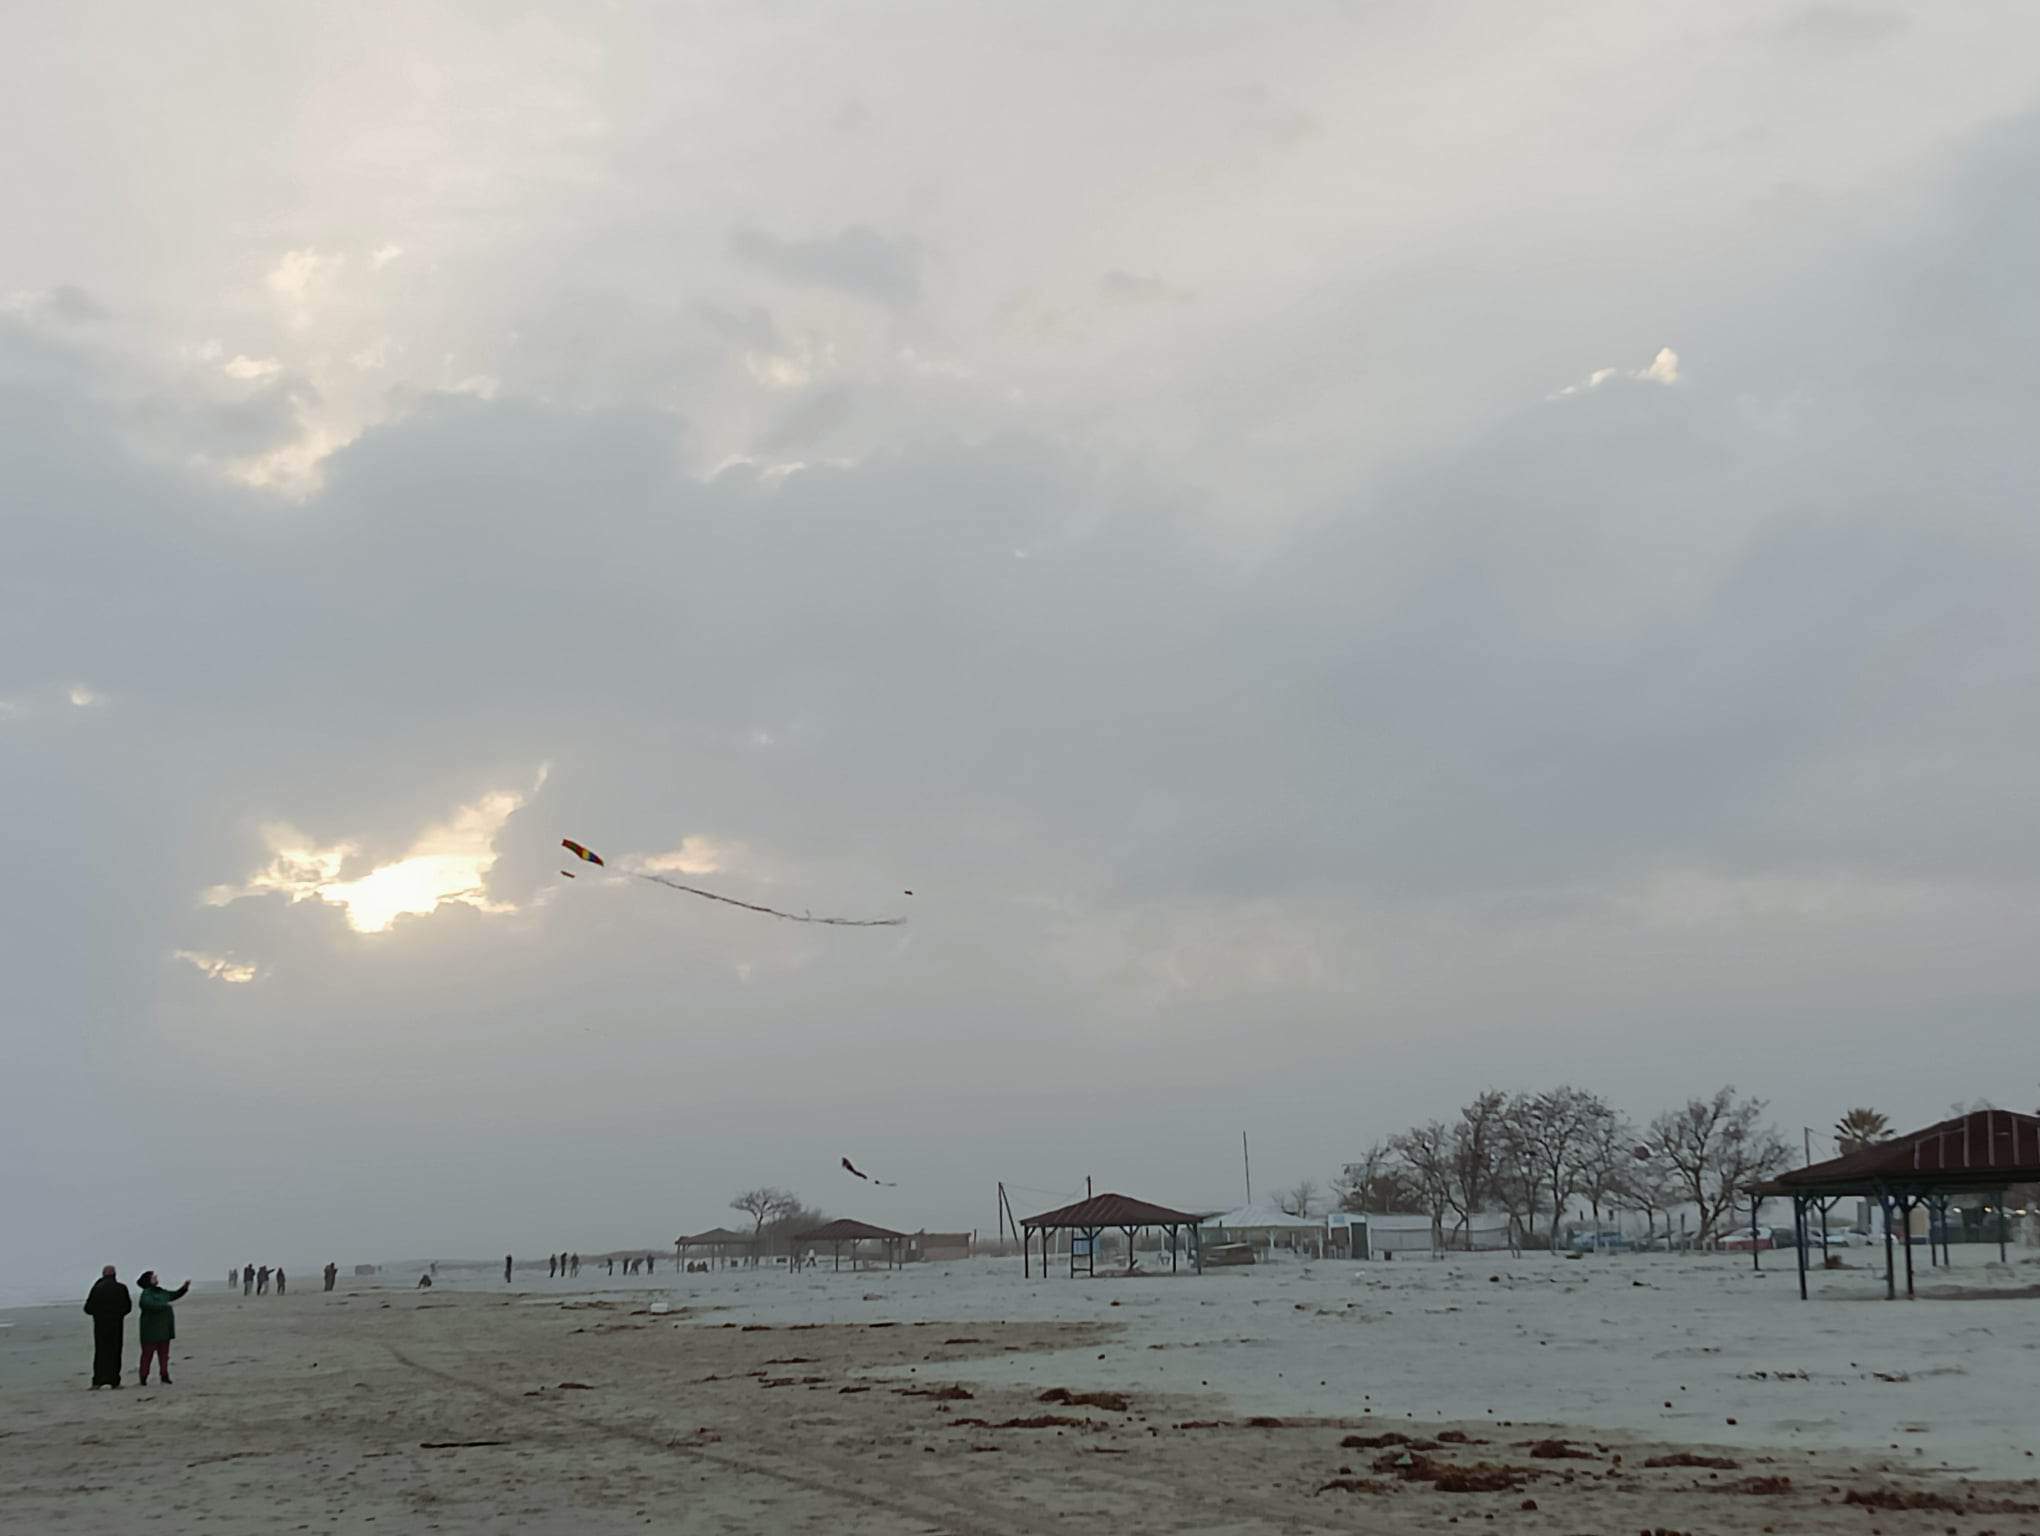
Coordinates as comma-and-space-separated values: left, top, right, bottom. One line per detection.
1336, 1141, 1422, 1212
730, 1187, 800, 1245
1507, 1087, 1610, 1243
1648, 1087, 1792, 1246
1615, 1145, 1684, 1246
1387, 1122, 1455, 1245
1278, 1178, 1320, 1217
1448, 1090, 1509, 1242
1575, 1100, 1638, 1229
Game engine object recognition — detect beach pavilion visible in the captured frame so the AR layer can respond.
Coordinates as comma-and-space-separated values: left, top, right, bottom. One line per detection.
1752, 1108, 2040, 1300
674, 1227, 759, 1270
795, 1219, 910, 1271
1020, 1192, 1210, 1277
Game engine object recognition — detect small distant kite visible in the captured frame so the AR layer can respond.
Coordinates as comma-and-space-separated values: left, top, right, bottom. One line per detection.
558, 838, 905, 928
559, 870, 577, 879
842, 1156, 897, 1188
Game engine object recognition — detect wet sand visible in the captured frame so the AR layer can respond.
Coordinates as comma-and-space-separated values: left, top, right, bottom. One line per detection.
5, 1258, 2039, 1534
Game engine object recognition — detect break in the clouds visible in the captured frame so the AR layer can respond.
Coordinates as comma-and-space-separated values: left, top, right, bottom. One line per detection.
5, 2, 2040, 1284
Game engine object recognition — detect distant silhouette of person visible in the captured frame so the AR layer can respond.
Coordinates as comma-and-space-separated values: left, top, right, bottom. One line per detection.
256, 1265, 270, 1296
430, 1261, 438, 1277
417, 1272, 433, 1288
323, 1262, 338, 1292
504, 1254, 513, 1283
569, 1253, 579, 1277
549, 1254, 557, 1278
243, 1263, 254, 1297
606, 1256, 614, 1275
135, 1272, 190, 1385
645, 1254, 655, 1274
274, 1267, 286, 1296
84, 1266, 132, 1389
228, 1267, 236, 1290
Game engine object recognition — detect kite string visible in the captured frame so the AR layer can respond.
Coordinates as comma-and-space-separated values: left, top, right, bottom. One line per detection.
630, 871, 904, 928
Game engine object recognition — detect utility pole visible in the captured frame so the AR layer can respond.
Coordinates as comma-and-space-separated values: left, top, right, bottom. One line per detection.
1242, 1132, 1252, 1205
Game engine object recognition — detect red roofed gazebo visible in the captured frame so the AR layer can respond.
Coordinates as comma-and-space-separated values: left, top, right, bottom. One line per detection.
1754, 1109, 2040, 1299
795, 1219, 909, 1272
1019, 1192, 1212, 1278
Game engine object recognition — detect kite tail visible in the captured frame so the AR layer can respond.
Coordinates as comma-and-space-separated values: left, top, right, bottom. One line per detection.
631, 872, 905, 927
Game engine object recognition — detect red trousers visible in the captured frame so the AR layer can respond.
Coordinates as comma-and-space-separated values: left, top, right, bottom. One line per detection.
139, 1341, 170, 1381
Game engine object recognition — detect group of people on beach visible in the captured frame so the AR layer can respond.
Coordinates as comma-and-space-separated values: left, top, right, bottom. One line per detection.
536, 1252, 659, 1278
82, 1267, 189, 1388
228, 1262, 339, 1294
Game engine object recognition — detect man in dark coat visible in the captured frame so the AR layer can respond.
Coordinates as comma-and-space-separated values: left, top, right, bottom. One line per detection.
83, 1266, 132, 1388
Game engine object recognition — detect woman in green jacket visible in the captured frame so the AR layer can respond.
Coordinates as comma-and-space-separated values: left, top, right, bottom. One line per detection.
135, 1272, 189, 1385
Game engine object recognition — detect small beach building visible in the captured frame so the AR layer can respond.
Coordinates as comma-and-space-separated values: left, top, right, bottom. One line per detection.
1199, 1203, 1326, 1258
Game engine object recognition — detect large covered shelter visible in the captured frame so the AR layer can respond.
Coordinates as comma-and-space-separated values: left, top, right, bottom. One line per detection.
795, 1219, 909, 1271
674, 1227, 759, 1270
1753, 1109, 2039, 1300
1020, 1192, 1210, 1277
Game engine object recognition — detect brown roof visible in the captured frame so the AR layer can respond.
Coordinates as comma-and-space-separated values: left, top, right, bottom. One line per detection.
1760, 1109, 2040, 1195
675, 1227, 756, 1245
795, 1219, 909, 1243
1020, 1192, 1207, 1230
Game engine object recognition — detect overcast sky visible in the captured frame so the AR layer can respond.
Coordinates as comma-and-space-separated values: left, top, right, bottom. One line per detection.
6, 2, 2040, 1288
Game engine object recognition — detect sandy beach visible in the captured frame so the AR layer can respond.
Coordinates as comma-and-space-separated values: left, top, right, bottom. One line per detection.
5, 1250, 2037, 1534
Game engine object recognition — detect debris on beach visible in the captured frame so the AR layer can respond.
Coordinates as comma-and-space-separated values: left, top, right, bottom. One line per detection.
1644, 1452, 1740, 1469
1038, 1388, 1128, 1412
1714, 1475, 1793, 1495
1371, 1452, 1537, 1493
1314, 1476, 1396, 1496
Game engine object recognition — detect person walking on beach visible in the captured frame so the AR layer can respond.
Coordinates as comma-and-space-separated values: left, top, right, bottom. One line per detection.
228, 1267, 236, 1290
135, 1272, 189, 1385
606, 1256, 614, 1276
275, 1266, 286, 1296
323, 1262, 337, 1292
570, 1252, 579, 1277
645, 1253, 655, 1274
83, 1266, 132, 1389
548, 1253, 557, 1278
504, 1253, 513, 1283
243, 1263, 253, 1296
256, 1264, 269, 1296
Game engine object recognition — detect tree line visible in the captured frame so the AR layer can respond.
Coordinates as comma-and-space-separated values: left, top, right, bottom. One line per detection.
1324, 1084, 1796, 1248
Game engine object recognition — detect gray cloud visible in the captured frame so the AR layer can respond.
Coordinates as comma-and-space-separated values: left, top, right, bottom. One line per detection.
728, 224, 923, 308
1098, 270, 1191, 307
5, 4, 2040, 1293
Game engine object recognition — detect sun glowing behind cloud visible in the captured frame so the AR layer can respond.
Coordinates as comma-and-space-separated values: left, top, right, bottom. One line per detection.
173, 949, 257, 984
205, 778, 538, 934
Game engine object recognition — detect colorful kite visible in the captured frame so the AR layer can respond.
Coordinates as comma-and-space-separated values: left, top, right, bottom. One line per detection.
841, 1156, 897, 1187
558, 839, 905, 928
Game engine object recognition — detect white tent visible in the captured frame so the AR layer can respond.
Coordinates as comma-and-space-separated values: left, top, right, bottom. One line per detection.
1202, 1203, 1323, 1232
1201, 1204, 1328, 1257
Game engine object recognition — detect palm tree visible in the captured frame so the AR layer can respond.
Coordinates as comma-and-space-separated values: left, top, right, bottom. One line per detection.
1834, 1107, 1892, 1155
